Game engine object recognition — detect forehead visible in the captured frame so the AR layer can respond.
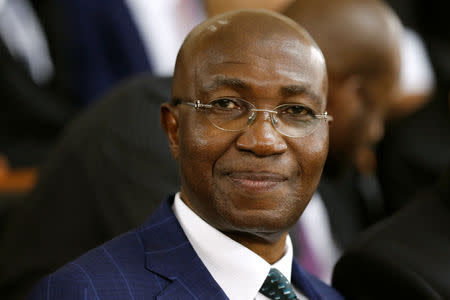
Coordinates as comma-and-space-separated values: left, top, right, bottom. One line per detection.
192, 30, 327, 104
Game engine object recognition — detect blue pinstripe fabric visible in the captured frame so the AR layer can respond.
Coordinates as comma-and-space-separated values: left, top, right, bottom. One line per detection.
27, 196, 343, 300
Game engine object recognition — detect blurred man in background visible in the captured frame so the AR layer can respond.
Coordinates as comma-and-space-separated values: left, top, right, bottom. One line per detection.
284, 0, 402, 282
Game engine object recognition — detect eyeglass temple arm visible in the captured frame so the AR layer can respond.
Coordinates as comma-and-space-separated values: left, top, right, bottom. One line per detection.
316, 111, 333, 122
182, 100, 212, 110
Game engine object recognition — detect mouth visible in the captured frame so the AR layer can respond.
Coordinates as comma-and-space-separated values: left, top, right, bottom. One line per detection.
225, 171, 288, 193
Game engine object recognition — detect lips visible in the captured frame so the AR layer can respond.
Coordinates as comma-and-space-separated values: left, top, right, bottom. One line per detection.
226, 171, 288, 192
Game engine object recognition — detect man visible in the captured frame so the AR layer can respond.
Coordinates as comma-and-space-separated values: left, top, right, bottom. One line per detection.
26, 9, 342, 300
284, 0, 402, 281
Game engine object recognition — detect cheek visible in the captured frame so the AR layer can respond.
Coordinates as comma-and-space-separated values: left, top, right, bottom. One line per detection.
293, 125, 329, 185
179, 113, 222, 157
178, 115, 234, 190
180, 127, 210, 156
306, 125, 329, 158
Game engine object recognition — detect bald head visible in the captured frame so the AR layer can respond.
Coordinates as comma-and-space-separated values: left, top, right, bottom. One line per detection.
172, 9, 327, 102
285, 0, 402, 164
285, 0, 401, 79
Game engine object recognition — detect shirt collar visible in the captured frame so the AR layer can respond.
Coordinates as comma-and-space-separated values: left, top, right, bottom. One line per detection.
173, 192, 294, 300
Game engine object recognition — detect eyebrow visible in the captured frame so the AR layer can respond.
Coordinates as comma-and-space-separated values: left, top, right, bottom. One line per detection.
203, 76, 323, 104
203, 76, 250, 93
279, 85, 322, 104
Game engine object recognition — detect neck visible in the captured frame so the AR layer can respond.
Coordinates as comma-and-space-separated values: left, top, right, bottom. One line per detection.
226, 232, 288, 264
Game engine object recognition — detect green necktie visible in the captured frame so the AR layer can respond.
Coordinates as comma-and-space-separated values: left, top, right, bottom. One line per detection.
259, 268, 298, 300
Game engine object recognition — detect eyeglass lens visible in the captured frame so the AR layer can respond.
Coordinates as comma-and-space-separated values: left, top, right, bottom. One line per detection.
204, 98, 322, 138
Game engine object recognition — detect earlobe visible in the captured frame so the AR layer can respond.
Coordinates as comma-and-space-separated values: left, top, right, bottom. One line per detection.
160, 103, 180, 160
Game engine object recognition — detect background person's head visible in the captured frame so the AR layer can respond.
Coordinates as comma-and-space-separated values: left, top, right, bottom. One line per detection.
161, 9, 329, 261
285, 0, 402, 168
204, 0, 296, 16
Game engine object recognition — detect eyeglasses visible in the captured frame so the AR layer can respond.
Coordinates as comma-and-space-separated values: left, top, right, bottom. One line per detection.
179, 98, 332, 138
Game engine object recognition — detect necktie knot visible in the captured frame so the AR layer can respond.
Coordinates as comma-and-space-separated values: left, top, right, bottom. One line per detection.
259, 268, 298, 300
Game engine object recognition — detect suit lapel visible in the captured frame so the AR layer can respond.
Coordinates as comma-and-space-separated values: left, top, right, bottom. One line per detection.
138, 197, 228, 300
291, 258, 322, 300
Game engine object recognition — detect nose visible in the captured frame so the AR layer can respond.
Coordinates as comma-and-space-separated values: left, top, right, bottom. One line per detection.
236, 111, 288, 156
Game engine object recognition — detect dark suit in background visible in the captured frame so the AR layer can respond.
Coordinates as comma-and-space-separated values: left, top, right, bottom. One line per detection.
378, 0, 450, 212
60, 0, 152, 104
318, 166, 383, 251
0, 75, 179, 300
332, 166, 450, 299
0, 39, 70, 167
0, 0, 75, 168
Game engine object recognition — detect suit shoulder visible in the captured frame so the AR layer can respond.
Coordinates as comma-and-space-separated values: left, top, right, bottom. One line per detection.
303, 272, 345, 300
27, 230, 166, 299
27, 265, 100, 300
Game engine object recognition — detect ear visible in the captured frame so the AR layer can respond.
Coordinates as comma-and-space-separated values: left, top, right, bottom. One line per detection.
339, 74, 364, 101
328, 74, 364, 112
160, 103, 180, 160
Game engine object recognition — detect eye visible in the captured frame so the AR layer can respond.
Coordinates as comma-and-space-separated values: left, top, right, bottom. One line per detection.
211, 98, 241, 109
278, 104, 315, 122
284, 105, 310, 115
281, 104, 314, 116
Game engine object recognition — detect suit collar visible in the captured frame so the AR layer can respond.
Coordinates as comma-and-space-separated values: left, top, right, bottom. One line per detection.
138, 196, 336, 299
292, 257, 344, 300
291, 258, 321, 300
138, 196, 228, 299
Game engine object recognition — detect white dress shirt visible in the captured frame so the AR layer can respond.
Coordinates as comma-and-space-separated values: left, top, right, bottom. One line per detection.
0, 0, 53, 84
297, 192, 341, 284
173, 192, 308, 300
125, 0, 205, 76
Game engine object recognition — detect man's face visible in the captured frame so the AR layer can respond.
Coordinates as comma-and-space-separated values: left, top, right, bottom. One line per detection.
165, 28, 328, 242
327, 68, 399, 163
328, 43, 400, 162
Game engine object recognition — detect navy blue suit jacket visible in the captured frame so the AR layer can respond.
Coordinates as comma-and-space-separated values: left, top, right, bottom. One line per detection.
61, 0, 152, 105
27, 197, 343, 299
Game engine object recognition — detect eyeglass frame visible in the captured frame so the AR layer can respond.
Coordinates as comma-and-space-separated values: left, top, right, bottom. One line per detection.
176, 98, 333, 138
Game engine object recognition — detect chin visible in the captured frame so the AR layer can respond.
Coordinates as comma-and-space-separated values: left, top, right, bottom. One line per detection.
215, 199, 301, 238
226, 227, 289, 245
208, 183, 307, 240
